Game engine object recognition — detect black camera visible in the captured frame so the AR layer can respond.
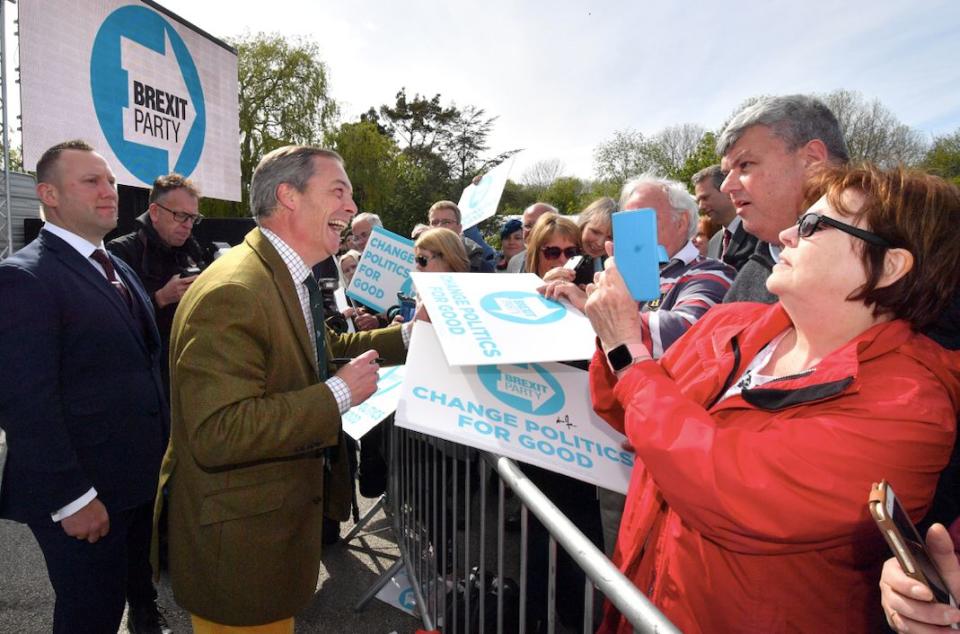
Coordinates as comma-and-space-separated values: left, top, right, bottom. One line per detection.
317, 277, 350, 334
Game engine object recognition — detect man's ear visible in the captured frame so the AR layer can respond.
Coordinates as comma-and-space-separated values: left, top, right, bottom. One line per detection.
876, 247, 913, 289
36, 182, 57, 208
275, 182, 298, 212
800, 138, 829, 168
147, 202, 160, 224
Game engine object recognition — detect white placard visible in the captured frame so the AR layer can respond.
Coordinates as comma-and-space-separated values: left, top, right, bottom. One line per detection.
20, 0, 241, 201
341, 365, 406, 440
411, 272, 596, 366
333, 288, 356, 333
375, 567, 418, 617
397, 323, 632, 493
346, 226, 415, 314
457, 156, 516, 229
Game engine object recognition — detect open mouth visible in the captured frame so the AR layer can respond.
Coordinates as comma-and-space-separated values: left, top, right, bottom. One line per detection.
328, 219, 348, 234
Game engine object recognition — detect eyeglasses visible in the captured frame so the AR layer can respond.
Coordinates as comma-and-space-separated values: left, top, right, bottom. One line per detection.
156, 203, 203, 226
540, 246, 580, 260
429, 218, 458, 228
796, 212, 890, 247
415, 254, 442, 267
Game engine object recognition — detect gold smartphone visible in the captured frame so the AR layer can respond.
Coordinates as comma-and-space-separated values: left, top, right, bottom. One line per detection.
870, 480, 957, 609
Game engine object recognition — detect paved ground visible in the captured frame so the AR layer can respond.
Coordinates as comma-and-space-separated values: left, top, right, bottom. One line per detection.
0, 483, 420, 633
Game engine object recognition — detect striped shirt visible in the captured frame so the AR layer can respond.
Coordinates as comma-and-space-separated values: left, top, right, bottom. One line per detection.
640, 240, 736, 359
260, 228, 352, 414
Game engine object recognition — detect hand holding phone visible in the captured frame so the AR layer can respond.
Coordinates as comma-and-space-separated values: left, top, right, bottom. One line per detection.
870, 480, 958, 610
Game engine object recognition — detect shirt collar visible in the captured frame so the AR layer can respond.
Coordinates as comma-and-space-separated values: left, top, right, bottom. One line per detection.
726, 215, 742, 233
260, 227, 313, 285
42, 222, 105, 258
671, 240, 700, 266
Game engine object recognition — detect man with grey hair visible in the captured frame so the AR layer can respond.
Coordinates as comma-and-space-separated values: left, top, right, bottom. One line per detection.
349, 211, 382, 253
506, 201, 558, 273
718, 94, 848, 302
157, 145, 416, 629
692, 164, 757, 271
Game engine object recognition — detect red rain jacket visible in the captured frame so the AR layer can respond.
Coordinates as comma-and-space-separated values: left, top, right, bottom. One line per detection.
590, 302, 960, 633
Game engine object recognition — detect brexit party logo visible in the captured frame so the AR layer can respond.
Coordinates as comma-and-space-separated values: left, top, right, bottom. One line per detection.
479, 291, 566, 325
90, 6, 206, 183
477, 364, 565, 416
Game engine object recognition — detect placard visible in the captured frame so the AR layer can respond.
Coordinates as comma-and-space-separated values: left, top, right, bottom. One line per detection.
396, 323, 632, 493
346, 226, 415, 314
20, 0, 241, 201
410, 272, 596, 366
341, 365, 406, 440
457, 156, 516, 229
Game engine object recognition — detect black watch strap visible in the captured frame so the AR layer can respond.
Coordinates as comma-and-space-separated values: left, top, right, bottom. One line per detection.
606, 344, 634, 372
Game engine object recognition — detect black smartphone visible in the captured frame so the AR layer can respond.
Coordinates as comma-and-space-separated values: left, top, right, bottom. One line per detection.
564, 255, 595, 286
180, 266, 201, 278
870, 480, 958, 610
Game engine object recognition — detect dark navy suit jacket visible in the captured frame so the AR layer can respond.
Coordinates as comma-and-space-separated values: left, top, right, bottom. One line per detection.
0, 229, 168, 523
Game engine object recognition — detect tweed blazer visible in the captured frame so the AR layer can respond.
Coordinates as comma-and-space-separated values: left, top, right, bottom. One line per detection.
155, 228, 405, 625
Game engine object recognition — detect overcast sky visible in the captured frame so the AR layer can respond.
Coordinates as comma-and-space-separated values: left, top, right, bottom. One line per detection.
16, 0, 960, 182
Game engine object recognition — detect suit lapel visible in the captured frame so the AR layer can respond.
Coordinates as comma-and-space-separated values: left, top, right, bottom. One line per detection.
41, 231, 150, 355
245, 229, 319, 378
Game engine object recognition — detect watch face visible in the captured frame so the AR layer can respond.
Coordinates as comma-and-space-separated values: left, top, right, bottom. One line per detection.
607, 344, 633, 372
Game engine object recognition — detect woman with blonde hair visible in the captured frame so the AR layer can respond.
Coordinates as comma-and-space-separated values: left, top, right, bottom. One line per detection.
414, 227, 470, 273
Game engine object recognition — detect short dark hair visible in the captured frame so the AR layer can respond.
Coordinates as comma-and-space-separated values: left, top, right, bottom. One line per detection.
692, 165, 725, 191
250, 145, 343, 219
803, 164, 960, 329
36, 139, 95, 184
149, 173, 200, 203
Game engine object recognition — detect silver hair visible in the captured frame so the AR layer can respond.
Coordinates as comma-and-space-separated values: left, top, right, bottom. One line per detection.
577, 197, 617, 228
352, 212, 382, 229
717, 94, 849, 162
691, 164, 725, 191
619, 173, 698, 241
249, 145, 343, 221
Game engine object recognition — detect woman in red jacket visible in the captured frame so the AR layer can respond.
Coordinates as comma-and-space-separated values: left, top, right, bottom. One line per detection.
584, 165, 960, 633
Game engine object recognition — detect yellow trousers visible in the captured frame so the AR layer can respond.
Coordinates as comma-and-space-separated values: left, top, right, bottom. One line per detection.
191, 614, 294, 634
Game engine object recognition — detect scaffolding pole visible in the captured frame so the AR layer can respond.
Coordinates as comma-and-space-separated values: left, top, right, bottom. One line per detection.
0, 1, 13, 259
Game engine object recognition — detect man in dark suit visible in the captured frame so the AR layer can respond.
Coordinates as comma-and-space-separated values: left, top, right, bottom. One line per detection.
0, 140, 170, 633
692, 164, 758, 271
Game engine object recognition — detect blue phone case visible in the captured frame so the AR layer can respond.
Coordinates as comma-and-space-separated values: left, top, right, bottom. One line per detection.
612, 208, 661, 302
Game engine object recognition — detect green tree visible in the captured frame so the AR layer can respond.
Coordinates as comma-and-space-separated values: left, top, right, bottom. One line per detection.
541, 176, 586, 215
593, 129, 660, 182
229, 32, 338, 215
923, 129, 960, 187
327, 120, 401, 214
674, 131, 720, 192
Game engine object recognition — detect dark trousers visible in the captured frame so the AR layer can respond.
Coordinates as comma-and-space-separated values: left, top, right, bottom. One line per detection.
29, 502, 157, 634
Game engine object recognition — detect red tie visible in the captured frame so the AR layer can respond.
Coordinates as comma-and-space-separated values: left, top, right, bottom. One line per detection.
721, 229, 733, 258
90, 249, 132, 309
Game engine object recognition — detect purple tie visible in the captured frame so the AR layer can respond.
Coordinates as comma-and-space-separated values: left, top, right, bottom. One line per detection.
90, 249, 132, 309
721, 229, 733, 258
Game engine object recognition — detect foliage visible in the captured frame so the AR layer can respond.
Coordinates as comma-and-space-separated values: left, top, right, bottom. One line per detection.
818, 89, 927, 167
922, 128, 960, 187
228, 32, 338, 215
593, 124, 708, 185
673, 131, 720, 192
327, 120, 401, 214
521, 159, 566, 196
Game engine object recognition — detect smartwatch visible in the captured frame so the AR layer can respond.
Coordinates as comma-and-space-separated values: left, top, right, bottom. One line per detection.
606, 344, 635, 372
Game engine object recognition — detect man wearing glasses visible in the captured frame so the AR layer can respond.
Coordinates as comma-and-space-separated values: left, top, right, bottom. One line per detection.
109, 174, 215, 395
427, 200, 496, 272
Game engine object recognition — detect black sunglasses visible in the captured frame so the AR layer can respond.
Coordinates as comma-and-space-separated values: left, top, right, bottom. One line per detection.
415, 254, 442, 267
156, 202, 203, 226
540, 246, 580, 260
796, 212, 890, 248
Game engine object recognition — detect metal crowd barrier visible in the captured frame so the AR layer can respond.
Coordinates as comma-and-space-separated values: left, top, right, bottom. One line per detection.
353, 422, 679, 634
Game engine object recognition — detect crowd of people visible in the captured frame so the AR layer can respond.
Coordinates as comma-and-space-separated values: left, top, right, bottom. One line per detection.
1, 92, 959, 634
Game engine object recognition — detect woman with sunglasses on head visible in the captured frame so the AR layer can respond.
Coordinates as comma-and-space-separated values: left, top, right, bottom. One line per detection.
525, 212, 582, 282
584, 165, 960, 633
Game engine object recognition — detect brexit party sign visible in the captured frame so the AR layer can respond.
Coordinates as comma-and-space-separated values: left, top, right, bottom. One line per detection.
341, 365, 406, 440
397, 323, 632, 493
456, 155, 516, 229
346, 226, 416, 314
20, 1, 241, 201
410, 272, 596, 365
